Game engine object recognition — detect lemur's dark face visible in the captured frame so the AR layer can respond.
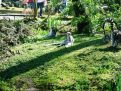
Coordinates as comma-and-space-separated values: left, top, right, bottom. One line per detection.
113, 31, 121, 42
117, 32, 121, 42
113, 31, 118, 40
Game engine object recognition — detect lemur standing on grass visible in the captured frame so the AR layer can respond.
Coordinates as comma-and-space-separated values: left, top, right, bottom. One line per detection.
103, 18, 121, 47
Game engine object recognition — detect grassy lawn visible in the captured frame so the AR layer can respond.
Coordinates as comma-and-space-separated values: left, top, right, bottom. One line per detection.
0, 32, 121, 91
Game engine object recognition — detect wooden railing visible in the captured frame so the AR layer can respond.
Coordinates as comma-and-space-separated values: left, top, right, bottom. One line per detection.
0, 14, 33, 20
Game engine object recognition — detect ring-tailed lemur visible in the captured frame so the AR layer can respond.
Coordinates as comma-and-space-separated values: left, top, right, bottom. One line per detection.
59, 32, 74, 47
103, 18, 119, 47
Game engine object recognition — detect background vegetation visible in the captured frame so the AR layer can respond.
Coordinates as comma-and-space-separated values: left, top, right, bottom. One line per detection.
0, 0, 121, 91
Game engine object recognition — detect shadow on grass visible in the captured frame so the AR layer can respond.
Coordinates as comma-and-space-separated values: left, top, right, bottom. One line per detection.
0, 38, 103, 80
98, 46, 121, 52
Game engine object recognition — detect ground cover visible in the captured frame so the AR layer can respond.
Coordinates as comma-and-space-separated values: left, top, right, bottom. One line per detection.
0, 32, 121, 91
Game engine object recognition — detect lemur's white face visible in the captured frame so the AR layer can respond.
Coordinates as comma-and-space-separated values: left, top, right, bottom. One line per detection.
67, 32, 71, 36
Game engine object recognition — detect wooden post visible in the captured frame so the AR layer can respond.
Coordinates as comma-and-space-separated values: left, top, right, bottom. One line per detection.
33, 0, 37, 18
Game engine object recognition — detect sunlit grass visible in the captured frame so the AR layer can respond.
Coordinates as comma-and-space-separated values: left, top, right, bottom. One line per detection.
0, 33, 121, 91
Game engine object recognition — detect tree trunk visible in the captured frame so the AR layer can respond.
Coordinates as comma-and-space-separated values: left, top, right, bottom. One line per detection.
33, 0, 37, 18
72, 0, 91, 34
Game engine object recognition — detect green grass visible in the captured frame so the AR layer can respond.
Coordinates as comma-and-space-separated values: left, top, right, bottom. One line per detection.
0, 32, 121, 91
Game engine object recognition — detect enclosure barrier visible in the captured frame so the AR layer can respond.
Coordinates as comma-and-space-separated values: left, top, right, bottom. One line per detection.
0, 14, 33, 20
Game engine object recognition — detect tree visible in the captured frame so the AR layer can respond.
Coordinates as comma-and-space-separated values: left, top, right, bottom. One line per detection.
72, 0, 91, 34
33, 0, 37, 18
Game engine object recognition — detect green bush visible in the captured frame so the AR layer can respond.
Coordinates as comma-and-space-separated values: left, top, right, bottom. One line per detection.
116, 74, 121, 91
0, 19, 32, 58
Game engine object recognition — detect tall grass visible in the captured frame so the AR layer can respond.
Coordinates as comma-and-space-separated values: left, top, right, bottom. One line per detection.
116, 74, 121, 91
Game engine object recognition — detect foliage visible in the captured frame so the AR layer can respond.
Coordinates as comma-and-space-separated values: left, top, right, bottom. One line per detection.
0, 0, 121, 90
0, 19, 32, 58
116, 74, 121, 91
0, 81, 15, 91
69, 0, 121, 33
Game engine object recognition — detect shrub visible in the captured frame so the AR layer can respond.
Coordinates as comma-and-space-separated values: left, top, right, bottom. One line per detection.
0, 19, 32, 58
